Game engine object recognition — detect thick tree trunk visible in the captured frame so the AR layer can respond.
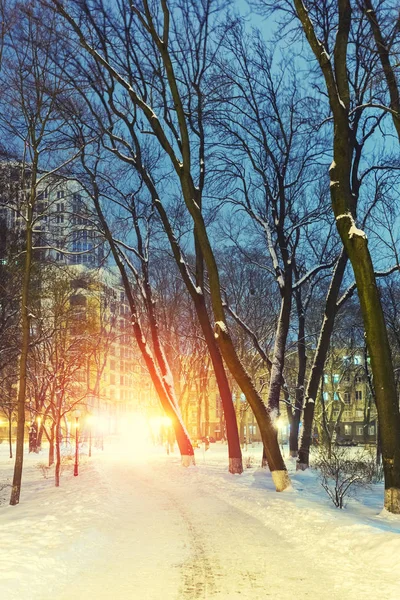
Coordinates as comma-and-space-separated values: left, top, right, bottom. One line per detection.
294, 0, 400, 513
331, 119, 400, 512
297, 252, 348, 469
179, 178, 288, 488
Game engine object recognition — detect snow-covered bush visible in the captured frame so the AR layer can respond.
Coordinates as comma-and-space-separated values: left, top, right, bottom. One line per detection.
314, 446, 375, 508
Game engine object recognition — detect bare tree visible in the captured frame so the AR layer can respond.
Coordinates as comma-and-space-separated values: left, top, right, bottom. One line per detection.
288, 0, 400, 512
0, 3, 81, 504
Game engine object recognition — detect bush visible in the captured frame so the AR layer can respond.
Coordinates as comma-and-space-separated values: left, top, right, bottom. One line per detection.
314, 446, 375, 508
244, 455, 254, 469
36, 463, 52, 479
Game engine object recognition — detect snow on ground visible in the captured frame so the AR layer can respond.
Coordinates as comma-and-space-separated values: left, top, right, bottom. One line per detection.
1, 439, 400, 600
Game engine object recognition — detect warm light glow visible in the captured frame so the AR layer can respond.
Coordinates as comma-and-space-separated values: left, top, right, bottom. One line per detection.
275, 417, 286, 431
37, 416, 41, 426
118, 414, 152, 459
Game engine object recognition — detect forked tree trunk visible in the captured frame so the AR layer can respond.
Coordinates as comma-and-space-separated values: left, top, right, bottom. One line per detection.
294, 0, 400, 511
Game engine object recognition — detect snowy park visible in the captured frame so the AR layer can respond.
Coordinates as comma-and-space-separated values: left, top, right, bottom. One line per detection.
1, 438, 400, 600
2, 1, 400, 599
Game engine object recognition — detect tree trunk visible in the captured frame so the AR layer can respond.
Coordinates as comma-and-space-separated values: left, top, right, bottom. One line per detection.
289, 288, 306, 457
194, 295, 242, 473
48, 421, 55, 467
181, 180, 288, 489
8, 414, 13, 459
331, 118, 400, 512
55, 421, 61, 487
294, 0, 400, 513
10, 173, 35, 506
267, 269, 293, 415
148, 185, 243, 473
297, 251, 348, 469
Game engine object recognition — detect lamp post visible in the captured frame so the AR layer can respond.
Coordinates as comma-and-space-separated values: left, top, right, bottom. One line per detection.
74, 410, 81, 476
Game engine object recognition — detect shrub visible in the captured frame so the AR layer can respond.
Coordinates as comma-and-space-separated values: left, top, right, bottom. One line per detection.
314, 446, 375, 508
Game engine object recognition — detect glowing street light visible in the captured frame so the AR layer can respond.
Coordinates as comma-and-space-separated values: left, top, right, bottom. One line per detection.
74, 410, 81, 477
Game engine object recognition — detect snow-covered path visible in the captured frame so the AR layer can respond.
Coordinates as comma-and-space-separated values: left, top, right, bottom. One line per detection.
2, 440, 400, 599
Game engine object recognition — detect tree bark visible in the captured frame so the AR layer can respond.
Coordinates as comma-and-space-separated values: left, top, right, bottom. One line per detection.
8, 414, 12, 459
297, 251, 348, 469
295, 0, 400, 512
10, 168, 35, 506
289, 287, 306, 457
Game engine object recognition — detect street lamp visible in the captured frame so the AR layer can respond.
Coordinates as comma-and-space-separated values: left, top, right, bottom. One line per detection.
74, 410, 81, 476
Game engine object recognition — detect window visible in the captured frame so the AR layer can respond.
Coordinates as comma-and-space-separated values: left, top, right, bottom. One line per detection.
344, 424, 352, 435
356, 410, 363, 418
369, 425, 375, 436
355, 374, 363, 383
333, 374, 340, 384
354, 355, 362, 365
110, 374, 115, 385
56, 214, 64, 223
355, 390, 363, 401
324, 374, 329, 384
57, 190, 64, 199
344, 392, 350, 405
323, 392, 329, 401
343, 373, 350, 382
333, 392, 339, 401
357, 426, 364, 436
